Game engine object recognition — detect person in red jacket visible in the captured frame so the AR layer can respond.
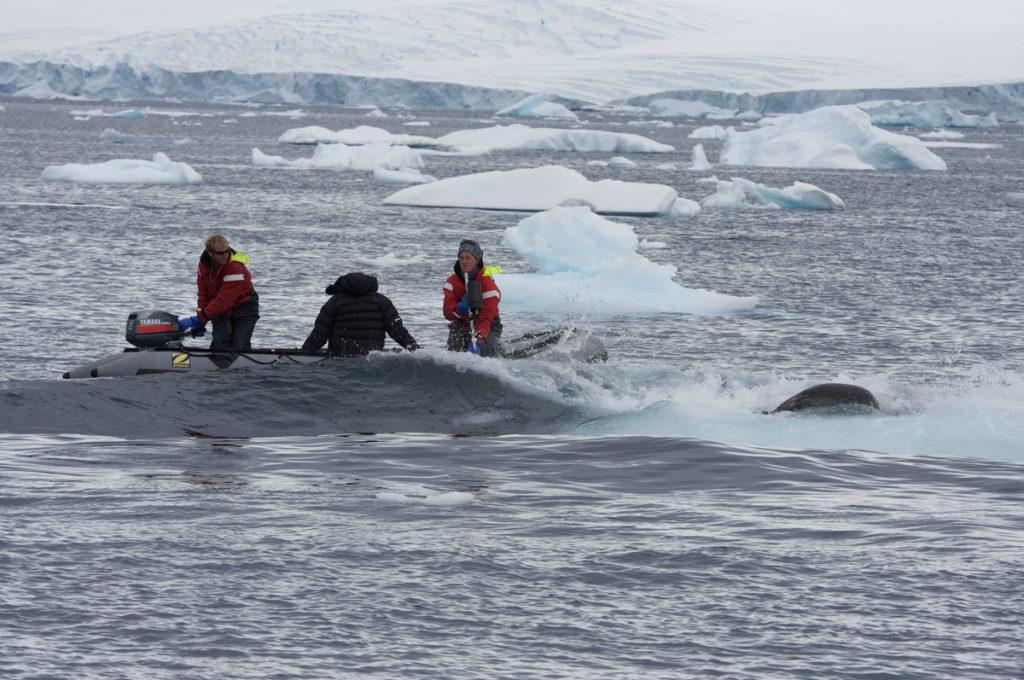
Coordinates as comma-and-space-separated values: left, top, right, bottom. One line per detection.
179, 234, 260, 350
443, 239, 502, 356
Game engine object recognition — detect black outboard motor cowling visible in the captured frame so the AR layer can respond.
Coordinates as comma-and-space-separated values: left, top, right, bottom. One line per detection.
125, 310, 183, 348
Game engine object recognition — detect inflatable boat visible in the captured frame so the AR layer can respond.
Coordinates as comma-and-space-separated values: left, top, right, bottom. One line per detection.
63, 310, 607, 379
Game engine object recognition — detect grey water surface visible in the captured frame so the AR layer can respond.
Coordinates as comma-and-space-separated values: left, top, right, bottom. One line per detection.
1, 98, 1023, 678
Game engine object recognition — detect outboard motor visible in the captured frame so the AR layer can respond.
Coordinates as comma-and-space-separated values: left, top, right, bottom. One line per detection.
125, 310, 183, 348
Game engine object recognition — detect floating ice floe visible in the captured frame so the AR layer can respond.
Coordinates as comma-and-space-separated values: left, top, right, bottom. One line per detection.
365, 108, 389, 118
354, 252, 429, 267
499, 206, 757, 315
607, 156, 637, 168
1002, 192, 1024, 207
701, 177, 845, 210
70, 108, 146, 119
919, 129, 965, 140
689, 125, 733, 140
639, 238, 667, 249
372, 167, 436, 184
647, 99, 737, 119
736, 110, 763, 122
41, 152, 202, 185
252, 143, 424, 171
278, 124, 436, 147
922, 141, 1001, 149
434, 124, 673, 153
100, 128, 126, 143
403, 121, 431, 127
497, 93, 579, 120
689, 144, 712, 171
720, 106, 947, 170
857, 100, 998, 128
382, 165, 678, 216
376, 487, 475, 506
669, 197, 702, 217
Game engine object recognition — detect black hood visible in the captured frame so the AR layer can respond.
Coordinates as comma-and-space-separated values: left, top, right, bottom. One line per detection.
326, 272, 378, 296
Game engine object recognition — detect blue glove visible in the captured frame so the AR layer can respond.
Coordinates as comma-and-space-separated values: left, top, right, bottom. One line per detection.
179, 316, 202, 333
455, 296, 470, 317
466, 337, 483, 355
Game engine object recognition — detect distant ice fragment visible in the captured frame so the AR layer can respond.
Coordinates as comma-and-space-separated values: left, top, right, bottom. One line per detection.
607, 156, 637, 168
689, 144, 712, 171
701, 177, 845, 211
720, 106, 947, 170
434, 124, 673, 153
736, 110, 763, 122
100, 128, 126, 143
689, 125, 732, 140
669, 197, 702, 217
41, 153, 202, 185
278, 125, 435, 147
382, 165, 678, 216
354, 252, 429, 267
252, 143, 424, 171
500, 206, 757, 315
919, 129, 965, 139
372, 167, 436, 184
497, 93, 579, 120
403, 121, 431, 126
648, 99, 737, 119
365, 108, 389, 118
1003, 192, 1024, 207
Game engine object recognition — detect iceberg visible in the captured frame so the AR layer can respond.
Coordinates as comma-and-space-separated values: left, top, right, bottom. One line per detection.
278, 125, 436, 147
669, 197, 702, 217
720, 106, 947, 170
689, 144, 711, 171
499, 207, 757, 315
382, 165, 678, 216
689, 125, 732, 140
372, 167, 436, 184
497, 94, 579, 120
701, 177, 845, 211
434, 124, 673, 153
40, 152, 202, 185
607, 156, 637, 168
857, 100, 998, 128
365, 108, 388, 118
252, 143, 424, 171
1003, 192, 1024, 207
99, 128, 126, 143
648, 99, 737, 119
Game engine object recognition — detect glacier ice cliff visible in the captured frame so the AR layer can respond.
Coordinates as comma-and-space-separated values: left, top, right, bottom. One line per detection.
0, 61, 534, 109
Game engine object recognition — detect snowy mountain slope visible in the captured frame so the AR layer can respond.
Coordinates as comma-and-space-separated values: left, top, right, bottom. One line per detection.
2, 0, 1023, 103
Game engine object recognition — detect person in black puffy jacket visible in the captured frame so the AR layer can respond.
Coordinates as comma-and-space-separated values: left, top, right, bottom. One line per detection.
301, 272, 419, 356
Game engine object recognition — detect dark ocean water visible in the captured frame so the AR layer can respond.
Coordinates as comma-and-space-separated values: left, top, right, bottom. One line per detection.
1, 97, 1022, 678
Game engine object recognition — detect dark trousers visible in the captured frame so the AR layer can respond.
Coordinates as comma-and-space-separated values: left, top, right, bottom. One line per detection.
211, 316, 257, 351
446, 318, 503, 357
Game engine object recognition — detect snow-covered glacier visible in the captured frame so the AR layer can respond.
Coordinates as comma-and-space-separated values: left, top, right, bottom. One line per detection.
2, 0, 1023, 107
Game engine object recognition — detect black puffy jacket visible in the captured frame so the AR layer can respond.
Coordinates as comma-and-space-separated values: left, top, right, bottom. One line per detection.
301, 272, 419, 355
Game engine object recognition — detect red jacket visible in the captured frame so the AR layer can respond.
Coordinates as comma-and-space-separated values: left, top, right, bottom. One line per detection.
443, 264, 501, 340
197, 250, 256, 323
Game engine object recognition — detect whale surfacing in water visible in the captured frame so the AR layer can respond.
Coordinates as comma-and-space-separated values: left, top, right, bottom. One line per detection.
772, 383, 879, 413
